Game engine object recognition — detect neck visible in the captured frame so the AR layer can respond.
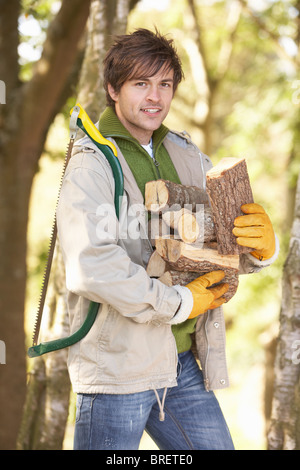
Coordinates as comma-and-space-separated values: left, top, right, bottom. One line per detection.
117, 116, 153, 145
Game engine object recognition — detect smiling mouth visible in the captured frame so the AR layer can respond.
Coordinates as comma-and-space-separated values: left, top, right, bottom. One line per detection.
141, 108, 161, 114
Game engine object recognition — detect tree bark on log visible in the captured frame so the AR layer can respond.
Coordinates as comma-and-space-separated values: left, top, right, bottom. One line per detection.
144, 165, 254, 302
158, 269, 238, 302
206, 157, 254, 255
158, 270, 200, 287
145, 179, 208, 213
155, 237, 239, 301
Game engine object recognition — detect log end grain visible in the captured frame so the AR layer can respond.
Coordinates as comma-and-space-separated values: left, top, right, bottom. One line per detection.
145, 180, 169, 212
177, 211, 200, 244
146, 250, 167, 277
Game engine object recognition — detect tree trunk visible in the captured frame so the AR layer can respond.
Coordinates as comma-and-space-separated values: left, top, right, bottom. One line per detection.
267, 172, 300, 450
0, 0, 91, 449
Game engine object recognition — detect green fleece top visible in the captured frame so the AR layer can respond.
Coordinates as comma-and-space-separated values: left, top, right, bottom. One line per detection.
99, 107, 197, 353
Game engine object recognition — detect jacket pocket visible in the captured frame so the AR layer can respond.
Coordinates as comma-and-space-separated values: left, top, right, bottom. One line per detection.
95, 307, 177, 387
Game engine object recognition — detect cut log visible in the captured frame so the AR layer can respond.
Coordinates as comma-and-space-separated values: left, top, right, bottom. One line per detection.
148, 214, 171, 246
146, 250, 168, 278
159, 268, 238, 302
145, 179, 208, 213
162, 206, 216, 244
155, 238, 239, 271
177, 209, 200, 244
155, 237, 239, 301
158, 270, 200, 287
206, 157, 254, 255
161, 208, 186, 230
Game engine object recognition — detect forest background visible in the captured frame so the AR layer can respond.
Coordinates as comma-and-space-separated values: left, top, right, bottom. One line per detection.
0, 0, 299, 450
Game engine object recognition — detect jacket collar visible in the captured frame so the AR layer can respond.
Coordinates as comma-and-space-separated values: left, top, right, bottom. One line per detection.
99, 106, 169, 151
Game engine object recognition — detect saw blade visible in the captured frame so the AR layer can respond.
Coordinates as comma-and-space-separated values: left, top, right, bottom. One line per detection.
31, 137, 75, 346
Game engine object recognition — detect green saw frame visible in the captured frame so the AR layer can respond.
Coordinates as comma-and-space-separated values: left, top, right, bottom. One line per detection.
28, 104, 124, 358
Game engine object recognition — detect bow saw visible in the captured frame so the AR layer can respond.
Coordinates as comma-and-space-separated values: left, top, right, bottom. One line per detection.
28, 104, 124, 358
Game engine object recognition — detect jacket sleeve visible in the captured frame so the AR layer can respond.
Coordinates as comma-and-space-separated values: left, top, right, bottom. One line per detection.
239, 234, 280, 274
56, 150, 188, 325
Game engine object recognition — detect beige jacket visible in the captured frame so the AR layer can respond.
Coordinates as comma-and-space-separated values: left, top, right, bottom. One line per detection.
57, 129, 277, 394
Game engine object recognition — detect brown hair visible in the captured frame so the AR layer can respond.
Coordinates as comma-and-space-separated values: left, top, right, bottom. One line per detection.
103, 28, 184, 107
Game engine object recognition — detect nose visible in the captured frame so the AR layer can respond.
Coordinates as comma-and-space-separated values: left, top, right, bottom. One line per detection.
146, 85, 161, 103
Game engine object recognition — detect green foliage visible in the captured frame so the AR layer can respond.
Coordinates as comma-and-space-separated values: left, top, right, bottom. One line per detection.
21, 0, 59, 21
19, 0, 60, 79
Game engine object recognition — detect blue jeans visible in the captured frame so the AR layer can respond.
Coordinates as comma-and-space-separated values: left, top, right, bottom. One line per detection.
73, 350, 234, 450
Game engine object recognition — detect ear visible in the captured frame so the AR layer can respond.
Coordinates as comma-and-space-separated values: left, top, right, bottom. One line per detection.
107, 83, 119, 102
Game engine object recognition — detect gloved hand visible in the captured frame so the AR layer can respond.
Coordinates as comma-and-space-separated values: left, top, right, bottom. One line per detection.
232, 203, 276, 261
186, 271, 229, 319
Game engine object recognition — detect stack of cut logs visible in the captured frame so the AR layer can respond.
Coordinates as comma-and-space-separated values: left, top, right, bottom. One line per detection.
145, 157, 254, 303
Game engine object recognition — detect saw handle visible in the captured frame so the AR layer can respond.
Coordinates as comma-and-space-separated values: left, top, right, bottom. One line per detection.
74, 103, 117, 156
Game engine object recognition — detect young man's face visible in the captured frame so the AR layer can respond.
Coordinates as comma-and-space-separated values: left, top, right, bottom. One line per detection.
108, 68, 175, 145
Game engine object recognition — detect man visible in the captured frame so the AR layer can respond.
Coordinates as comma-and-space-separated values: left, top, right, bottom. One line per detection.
57, 29, 279, 450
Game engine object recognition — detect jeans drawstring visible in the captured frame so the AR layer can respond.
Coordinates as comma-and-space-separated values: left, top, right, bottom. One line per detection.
153, 387, 168, 422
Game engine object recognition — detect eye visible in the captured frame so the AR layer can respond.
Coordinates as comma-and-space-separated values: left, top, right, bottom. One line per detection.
161, 82, 172, 89
135, 81, 147, 87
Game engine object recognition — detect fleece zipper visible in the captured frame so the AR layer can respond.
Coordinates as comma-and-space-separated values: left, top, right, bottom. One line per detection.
113, 133, 162, 179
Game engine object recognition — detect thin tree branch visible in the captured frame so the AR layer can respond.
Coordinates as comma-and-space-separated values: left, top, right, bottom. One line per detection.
187, 0, 212, 91
215, 1, 242, 82
238, 0, 298, 67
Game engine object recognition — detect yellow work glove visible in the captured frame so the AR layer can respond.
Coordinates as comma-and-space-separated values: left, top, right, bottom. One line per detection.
186, 271, 229, 319
232, 203, 276, 261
